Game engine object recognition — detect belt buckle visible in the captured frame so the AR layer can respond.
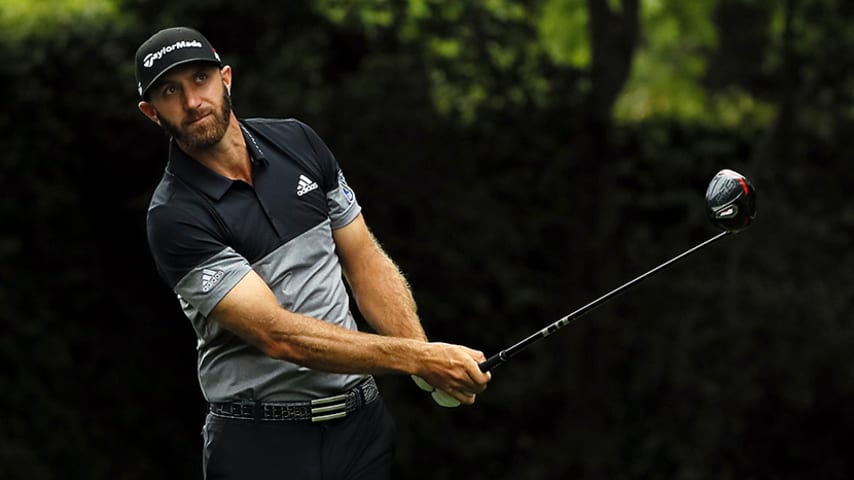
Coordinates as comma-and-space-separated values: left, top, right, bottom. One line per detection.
310, 393, 348, 422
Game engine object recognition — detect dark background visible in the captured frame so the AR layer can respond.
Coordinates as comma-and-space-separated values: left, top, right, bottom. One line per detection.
2, 0, 853, 478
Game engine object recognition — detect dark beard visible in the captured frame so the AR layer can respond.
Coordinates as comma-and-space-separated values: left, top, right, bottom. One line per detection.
157, 88, 232, 150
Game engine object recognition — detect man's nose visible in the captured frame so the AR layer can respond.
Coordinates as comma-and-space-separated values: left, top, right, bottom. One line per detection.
182, 84, 203, 110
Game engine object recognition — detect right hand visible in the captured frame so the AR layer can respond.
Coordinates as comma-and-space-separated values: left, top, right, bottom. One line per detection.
413, 342, 492, 405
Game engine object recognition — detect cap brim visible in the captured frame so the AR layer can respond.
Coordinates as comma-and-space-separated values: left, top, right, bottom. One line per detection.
141, 58, 222, 98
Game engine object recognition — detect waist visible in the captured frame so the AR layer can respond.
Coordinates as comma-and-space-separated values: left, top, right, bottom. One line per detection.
208, 376, 379, 423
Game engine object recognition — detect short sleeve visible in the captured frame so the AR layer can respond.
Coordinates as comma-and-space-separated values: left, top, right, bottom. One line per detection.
296, 121, 362, 229
147, 200, 252, 317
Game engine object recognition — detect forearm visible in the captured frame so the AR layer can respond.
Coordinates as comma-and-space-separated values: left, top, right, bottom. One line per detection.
352, 254, 426, 340
210, 269, 423, 375
209, 266, 490, 401
263, 309, 426, 374
334, 215, 427, 340
261, 309, 488, 403
347, 245, 427, 341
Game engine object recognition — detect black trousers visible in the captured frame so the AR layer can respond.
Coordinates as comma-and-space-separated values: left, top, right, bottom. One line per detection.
202, 397, 396, 480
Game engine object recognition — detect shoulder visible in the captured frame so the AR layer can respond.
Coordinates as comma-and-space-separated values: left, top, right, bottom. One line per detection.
243, 117, 313, 140
243, 117, 331, 149
146, 171, 214, 237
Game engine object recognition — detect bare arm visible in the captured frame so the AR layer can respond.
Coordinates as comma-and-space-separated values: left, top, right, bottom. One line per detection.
207, 253, 490, 403
209, 268, 429, 375
332, 214, 492, 403
332, 214, 426, 341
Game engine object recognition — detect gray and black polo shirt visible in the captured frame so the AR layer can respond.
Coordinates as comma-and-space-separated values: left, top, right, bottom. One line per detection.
146, 117, 367, 403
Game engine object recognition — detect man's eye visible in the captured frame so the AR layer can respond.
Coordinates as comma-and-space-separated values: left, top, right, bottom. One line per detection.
196, 72, 209, 82
163, 85, 178, 96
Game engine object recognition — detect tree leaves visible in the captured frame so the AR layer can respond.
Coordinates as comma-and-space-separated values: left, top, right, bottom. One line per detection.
3, 1, 854, 478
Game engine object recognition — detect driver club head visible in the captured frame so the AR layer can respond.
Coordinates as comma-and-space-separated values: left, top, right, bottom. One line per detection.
705, 169, 756, 232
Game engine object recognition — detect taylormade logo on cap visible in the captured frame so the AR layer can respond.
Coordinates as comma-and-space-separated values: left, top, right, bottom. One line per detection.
143, 39, 205, 68
135, 27, 223, 98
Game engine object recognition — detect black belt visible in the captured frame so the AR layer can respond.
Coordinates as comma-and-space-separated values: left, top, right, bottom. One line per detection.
209, 377, 379, 423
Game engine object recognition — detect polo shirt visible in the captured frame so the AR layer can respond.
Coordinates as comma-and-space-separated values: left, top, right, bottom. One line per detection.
146, 117, 367, 402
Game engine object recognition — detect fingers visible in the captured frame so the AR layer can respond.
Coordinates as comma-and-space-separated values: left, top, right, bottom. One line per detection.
411, 374, 435, 392
433, 389, 463, 407
459, 349, 491, 393
462, 368, 489, 394
412, 375, 464, 407
441, 344, 491, 392
414, 342, 493, 406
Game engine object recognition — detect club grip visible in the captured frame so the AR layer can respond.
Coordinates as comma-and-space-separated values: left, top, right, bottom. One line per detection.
479, 353, 504, 372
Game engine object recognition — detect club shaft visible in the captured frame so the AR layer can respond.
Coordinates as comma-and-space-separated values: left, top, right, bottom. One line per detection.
479, 231, 732, 372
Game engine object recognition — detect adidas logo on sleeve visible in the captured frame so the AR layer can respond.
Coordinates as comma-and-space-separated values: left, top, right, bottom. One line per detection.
201, 269, 224, 292
296, 174, 319, 196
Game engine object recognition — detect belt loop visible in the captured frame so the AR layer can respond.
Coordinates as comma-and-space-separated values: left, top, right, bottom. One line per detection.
252, 402, 263, 420
357, 379, 368, 405
355, 380, 363, 401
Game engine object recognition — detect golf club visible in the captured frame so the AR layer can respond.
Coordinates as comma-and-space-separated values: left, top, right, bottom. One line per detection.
477, 168, 756, 373
414, 169, 756, 406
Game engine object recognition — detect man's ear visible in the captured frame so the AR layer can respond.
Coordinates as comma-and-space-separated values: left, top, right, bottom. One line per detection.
138, 101, 160, 125
221, 65, 232, 95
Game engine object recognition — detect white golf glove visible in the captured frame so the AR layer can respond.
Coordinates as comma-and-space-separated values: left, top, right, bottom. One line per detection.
411, 375, 461, 408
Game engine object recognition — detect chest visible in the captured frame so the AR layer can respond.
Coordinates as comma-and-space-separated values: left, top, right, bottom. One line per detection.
216, 159, 328, 263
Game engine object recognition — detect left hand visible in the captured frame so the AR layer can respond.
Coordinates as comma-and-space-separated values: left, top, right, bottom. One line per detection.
411, 375, 465, 408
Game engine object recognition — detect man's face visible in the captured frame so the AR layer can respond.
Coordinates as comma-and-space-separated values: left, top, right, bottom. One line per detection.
142, 63, 232, 150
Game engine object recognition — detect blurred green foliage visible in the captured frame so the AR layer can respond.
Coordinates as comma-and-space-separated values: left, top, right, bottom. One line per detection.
0, 0, 122, 40
2, 0, 853, 479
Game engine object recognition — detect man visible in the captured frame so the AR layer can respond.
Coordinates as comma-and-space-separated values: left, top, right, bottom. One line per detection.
135, 27, 491, 479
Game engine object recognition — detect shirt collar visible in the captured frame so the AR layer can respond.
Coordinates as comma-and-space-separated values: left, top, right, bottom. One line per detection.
240, 121, 268, 167
165, 119, 268, 200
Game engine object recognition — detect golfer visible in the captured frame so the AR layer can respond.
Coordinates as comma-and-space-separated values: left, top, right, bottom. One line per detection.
135, 26, 491, 479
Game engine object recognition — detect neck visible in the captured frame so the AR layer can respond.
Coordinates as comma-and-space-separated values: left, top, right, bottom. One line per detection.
179, 115, 253, 184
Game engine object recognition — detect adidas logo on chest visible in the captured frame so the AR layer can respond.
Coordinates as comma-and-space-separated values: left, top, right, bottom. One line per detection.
296, 174, 319, 197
